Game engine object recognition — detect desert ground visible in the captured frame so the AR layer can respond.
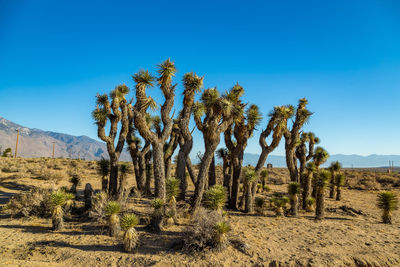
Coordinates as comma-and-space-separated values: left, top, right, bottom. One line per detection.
0, 158, 399, 267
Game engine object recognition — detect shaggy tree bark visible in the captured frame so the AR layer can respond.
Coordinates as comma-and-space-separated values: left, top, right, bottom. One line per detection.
208, 155, 217, 188
92, 85, 130, 197
164, 123, 179, 180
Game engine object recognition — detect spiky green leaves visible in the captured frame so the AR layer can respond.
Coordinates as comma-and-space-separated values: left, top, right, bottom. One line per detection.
120, 213, 139, 230
260, 169, 269, 178
377, 191, 398, 212
271, 196, 289, 208
216, 148, 228, 159
110, 84, 130, 99
50, 190, 67, 208
152, 198, 164, 210
204, 185, 227, 211
314, 170, 331, 188
313, 147, 329, 167
119, 162, 131, 175
104, 201, 121, 217
214, 221, 231, 235
288, 182, 301, 196
97, 157, 110, 177
335, 173, 345, 186
69, 175, 81, 186
255, 197, 266, 208
329, 161, 342, 172
192, 102, 206, 118
92, 107, 108, 124
166, 178, 180, 200
201, 88, 220, 106
306, 197, 315, 207
183, 72, 203, 94
244, 168, 257, 183
246, 104, 262, 128
133, 70, 156, 87
157, 58, 176, 89
306, 162, 316, 173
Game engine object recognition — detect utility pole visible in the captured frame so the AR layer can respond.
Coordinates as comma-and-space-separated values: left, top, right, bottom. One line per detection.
52, 142, 55, 159
14, 129, 19, 158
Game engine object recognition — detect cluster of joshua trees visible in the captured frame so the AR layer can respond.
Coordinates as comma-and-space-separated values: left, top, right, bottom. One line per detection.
90, 58, 398, 228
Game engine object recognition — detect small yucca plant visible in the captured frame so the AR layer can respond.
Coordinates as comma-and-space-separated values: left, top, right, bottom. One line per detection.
254, 197, 266, 215
120, 213, 139, 252
50, 190, 67, 230
150, 198, 164, 232
260, 169, 268, 191
166, 178, 180, 225
288, 182, 301, 216
63, 192, 75, 214
271, 196, 289, 217
305, 197, 316, 212
314, 170, 331, 220
204, 185, 226, 212
69, 174, 81, 194
377, 191, 398, 224
105, 201, 121, 237
335, 173, 345, 201
97, 157, 110, 192
213, 221, 231, 249
256, 184, 262, 193
263, 185, 270, 192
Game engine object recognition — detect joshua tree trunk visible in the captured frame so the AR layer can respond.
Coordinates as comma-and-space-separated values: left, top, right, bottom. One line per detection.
208, 155, 216, 188
382, 210, 392, 224
229, 155, 243, 210
109, 159, 119, 196
191, 142, 218, 213
244, 180, 253, 213
222, 158, 232, 201
302, 173, 312, 209
336, 185, 342, 201
329, 177, 335, 198
290, 195, 298, 216
152, 143, 166, 199
315, 187, 325, 220
176, 148, 188, 201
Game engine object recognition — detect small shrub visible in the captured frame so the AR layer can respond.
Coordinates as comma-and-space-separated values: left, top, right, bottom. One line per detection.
183, 208, 231, 252
105, 201, 121, 237
89, 191, 109, 222
254, 197, 266, 215
377, 191, 398, 224
271, 196, 289, 216
204, 185, 226, 211
305, 197, 316, 212
120, 213, 139, 252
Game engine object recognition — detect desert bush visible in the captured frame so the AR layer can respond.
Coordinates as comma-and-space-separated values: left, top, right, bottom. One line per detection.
149, 198, 165, 232
39, 168, 66, 183
183, 208, 231, 251
254, 197, 266, 215
3, 187, 52, 217
165, 178, 180, 225
204, 184, 226, 212
120, 213, 139, 252
305, 197, 316, 212
377, 191, 398, 224
50, 190, 69, 230
288, 182, 301, 216
69, 174, 81, 194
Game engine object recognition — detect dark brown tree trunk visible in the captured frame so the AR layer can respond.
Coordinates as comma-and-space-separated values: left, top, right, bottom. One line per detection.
177, 148, 187, 201
329, 172, 335, 198
137, 155, 146, 191
229, 156, 243, 210
145, 151, 152, 196
152, 143, 166, 200
302, 173, 312, 210
208, 155, 216, 188
286, 148, 298, 183
191, 142, 218, 213
222, 160, 231, 201
109, 160, 119, 197
315, 187, 325, 220
336, 186, 341, 201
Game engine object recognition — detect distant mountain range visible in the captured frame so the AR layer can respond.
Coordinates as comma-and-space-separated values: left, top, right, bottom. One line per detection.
0, 116, 398, 167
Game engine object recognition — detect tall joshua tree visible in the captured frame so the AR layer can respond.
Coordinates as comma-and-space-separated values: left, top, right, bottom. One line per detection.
92, 85, 130, 197
225, 97, 262, 211
249, 105, 294, 210
302, 161, 316, 209
315, 170, 331, 220
132, 59, 176, 201
311, 146, 329, 198
283, 98, 312, 183
328, 161, 341, 198
126, 109, 151, 193
296, 132, 319, 185
191, 86, 241, 213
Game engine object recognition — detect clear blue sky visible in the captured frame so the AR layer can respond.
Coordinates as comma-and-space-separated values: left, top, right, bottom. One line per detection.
1, 0, 399, 156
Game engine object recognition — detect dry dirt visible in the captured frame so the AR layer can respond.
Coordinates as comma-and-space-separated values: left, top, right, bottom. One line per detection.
0, 158, 399, 267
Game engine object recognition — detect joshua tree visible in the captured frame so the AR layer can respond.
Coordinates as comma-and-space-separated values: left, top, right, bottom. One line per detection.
92, 85, 130, 197
50, 190, 68, 230
328, 161, 342, 198
204, 185, 227, 212
164, 121, 180, 181
213, 221, 231, 249
132, 59, 177, 201
120, 213, 139, 252
176, 72, 203, 200
250, 105, 294, 210
69, 174, 81, 194
311, 147, 329, 198
105, 201, 121, 237
314, 170, 330, 220
224, 97, 261, 211
271, 196, 289, 217
150, 198, 164, 232
302, 162, 316, 209
191, 86, 242, 213
377, 191, 398, 224
288, 182, 301, 216
243, 168, 257, 212
165, 178, 180, 224
117, 162, 130, 201
260, 170, 268, 192
97, 157, 110, 192
295, 132, 319, 183
283, 98, 312, 183
126, 116, 151, 193
335, 173, 345, 201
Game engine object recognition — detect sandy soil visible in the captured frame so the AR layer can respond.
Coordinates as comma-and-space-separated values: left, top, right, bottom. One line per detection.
0, 158, 399, 266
